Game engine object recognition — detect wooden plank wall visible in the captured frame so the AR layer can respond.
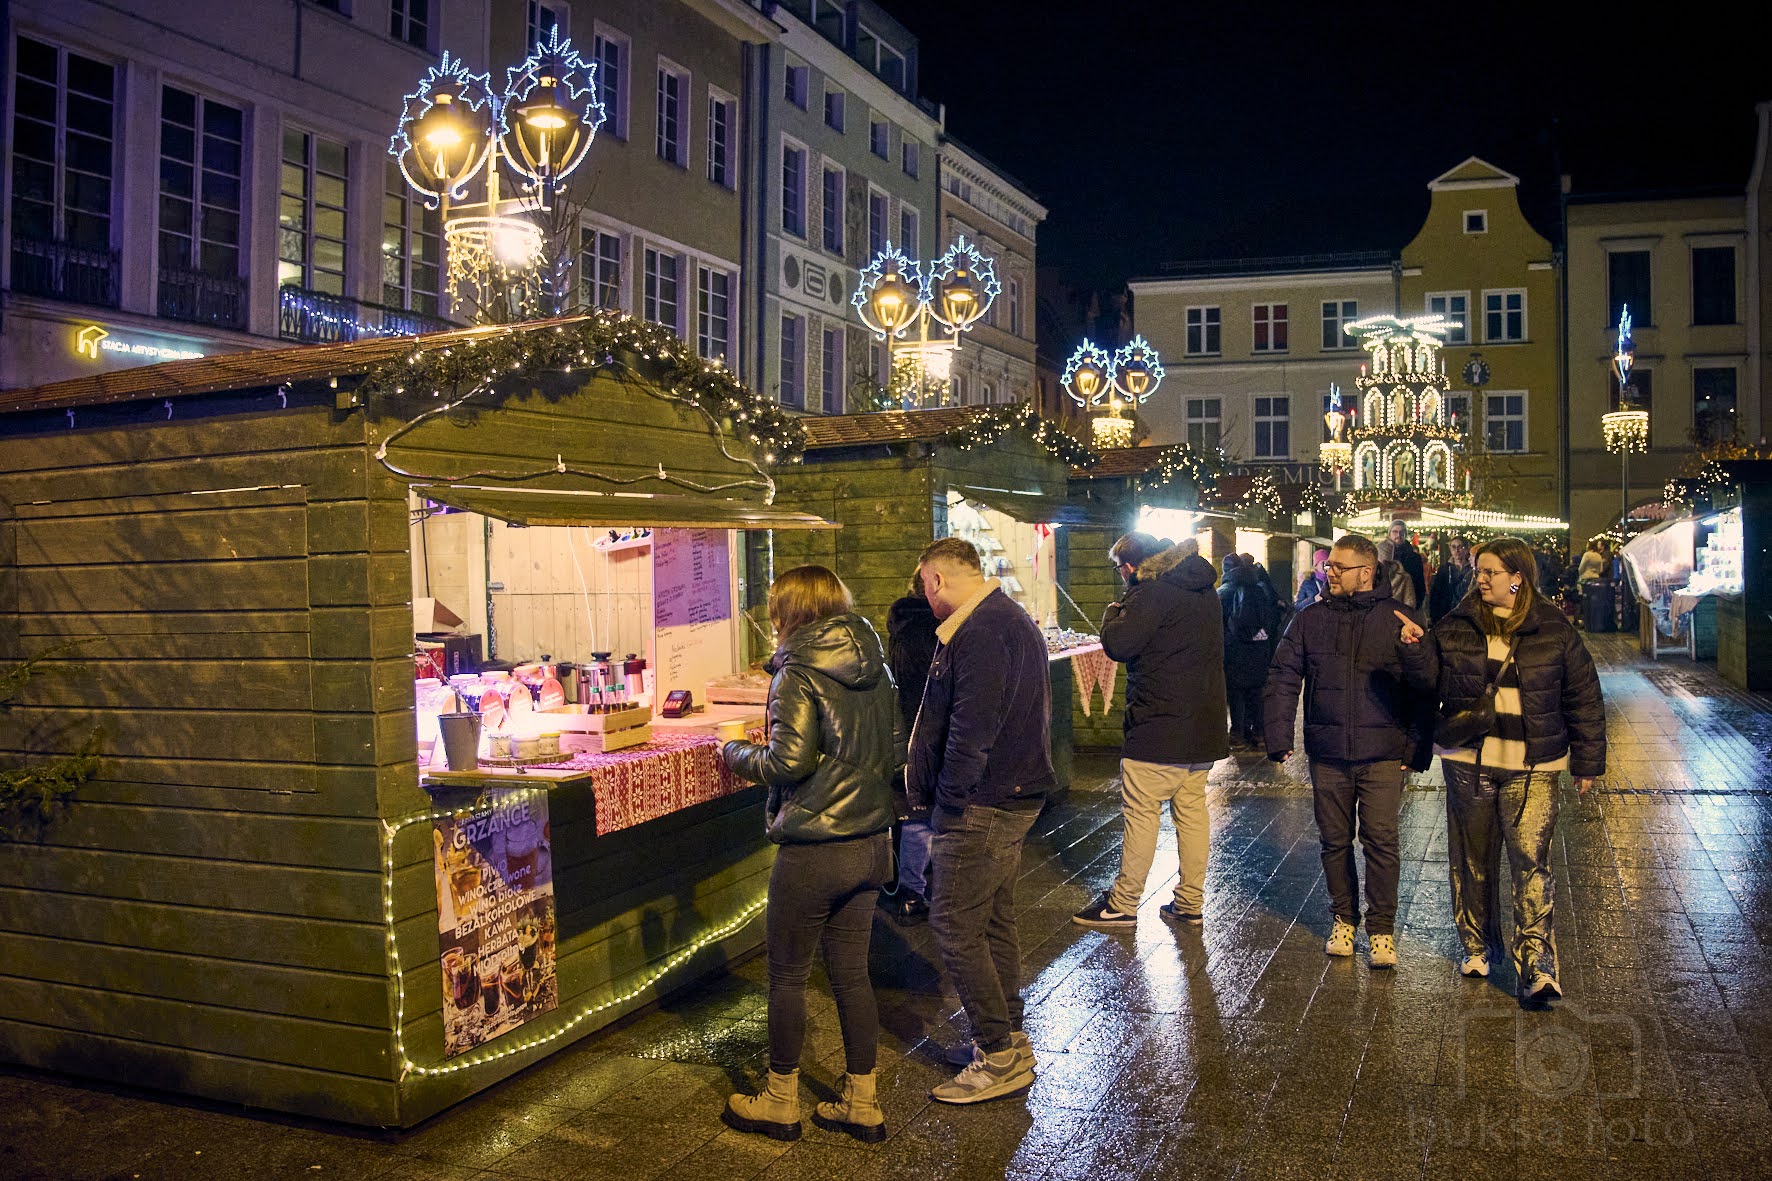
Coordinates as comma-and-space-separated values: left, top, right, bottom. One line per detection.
0, 405, 419, 1125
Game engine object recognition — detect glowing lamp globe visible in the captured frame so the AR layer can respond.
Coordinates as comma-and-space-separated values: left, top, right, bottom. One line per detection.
869, 270, 917, 333
939, 268, 982, 330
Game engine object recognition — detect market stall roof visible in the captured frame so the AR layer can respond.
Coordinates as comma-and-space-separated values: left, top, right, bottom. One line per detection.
0, 317, 586, 415
799, 406, 991, 448
949, 482, 1124, 527
1070, 446, 1168, 478
414, 483, 839, 530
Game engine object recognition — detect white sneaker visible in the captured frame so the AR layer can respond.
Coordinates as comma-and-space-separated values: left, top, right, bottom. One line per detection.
1523, 973, 1563, 1003
1368, 933, 1397, 969
1459, 954, 1490, 978
1325, 917, 1356, 957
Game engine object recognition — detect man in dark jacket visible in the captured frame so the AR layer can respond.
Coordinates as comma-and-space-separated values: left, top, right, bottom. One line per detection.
884, 574, 939, 923
1264, 533, 1430, 970
1427, 534, 1473, 623
909, 537, 1052, 1105
1073, 535, 1228, 931
1388, 519, 1428, 607
1222, 560, 1282, 747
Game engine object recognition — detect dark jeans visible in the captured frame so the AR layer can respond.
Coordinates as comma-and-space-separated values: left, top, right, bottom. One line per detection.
929, 801, 1041, 1053
1309, 759, 1403, 936
1228, 684, 1264, 741
765, 832, 891, 1075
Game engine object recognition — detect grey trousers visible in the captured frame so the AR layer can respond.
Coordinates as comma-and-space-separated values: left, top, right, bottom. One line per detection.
929, 802, 1040, 1053
1308, 759, 1403, 936
1442, 762, 1562, 980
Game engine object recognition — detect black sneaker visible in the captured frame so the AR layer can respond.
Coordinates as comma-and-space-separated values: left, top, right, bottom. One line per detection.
1072, 893, 1137, 929
894, 892, 929, 925
1159, 903, 1203, 927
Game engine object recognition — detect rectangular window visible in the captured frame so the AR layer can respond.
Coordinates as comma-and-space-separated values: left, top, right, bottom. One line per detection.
869, 119, 889, 159
823, 87, 844, 132
1607, 250, 1651, 329
1253, 395, 1290, 458
706, 93, 734, 188
579, 227, 622, 309
1692, 247, 1737, 325
878, 43, 905, 90
389, 0, 430, 48
1321, 300, 1357, 349
779, 314, 804, 408
696, 266, 730, 362
1693, 367, 1738, 446
902, 139, 920, 179
527, 1, 563, 46
161, 87, 244, 282
1484, 392, 1526, 453
280, 129, 348, 296
822, 326, 843, 413
1007, 276, 1022, 337
868, 190, 888, 258
1186, 397, 1222, 452
1484, 290, 1526, 342
898, 206, 918, 255
983, 381, 997, 405
1252, 303, 1288, 352
643, 247, 680, 331
1427, 292, 1469, 344
594, 32, 629, 140
1447, 391, 1471, 435
781, 142, 806, 236
1185, 306, 1221, 355
785, 64, 809, 109
1463, 210, 1487, 234
656, 65, 686, 166
952, 374, 968, 405
11, 37, 117, 258
821, 166, 844, 254
382, 160, 440, 316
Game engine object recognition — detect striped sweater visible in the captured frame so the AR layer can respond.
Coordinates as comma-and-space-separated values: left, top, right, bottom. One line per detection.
1437, 607, 1569, 772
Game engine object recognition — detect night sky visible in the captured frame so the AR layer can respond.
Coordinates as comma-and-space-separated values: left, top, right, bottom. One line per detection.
888, 0, 1771, 292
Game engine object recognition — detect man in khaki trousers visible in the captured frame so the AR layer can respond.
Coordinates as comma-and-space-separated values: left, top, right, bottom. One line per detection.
1073, 534, 1230, 929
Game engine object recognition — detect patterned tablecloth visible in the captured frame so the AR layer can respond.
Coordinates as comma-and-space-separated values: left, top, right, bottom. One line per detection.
534, 732, 758, 836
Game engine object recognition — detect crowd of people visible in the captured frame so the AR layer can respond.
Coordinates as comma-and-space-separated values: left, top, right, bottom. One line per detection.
711, 520, 1607, 1142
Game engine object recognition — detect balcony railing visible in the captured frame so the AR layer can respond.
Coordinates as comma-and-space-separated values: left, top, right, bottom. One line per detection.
278, 285, 457, 344
9, 234, 121, 307
158, 266, 248, 331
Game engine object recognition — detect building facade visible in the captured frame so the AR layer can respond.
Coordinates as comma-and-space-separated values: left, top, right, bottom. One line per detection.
1566, 191, 1749, 543
936, 136, 1044, 407
752, 0, 940, 413
1127, 255, 1397, 485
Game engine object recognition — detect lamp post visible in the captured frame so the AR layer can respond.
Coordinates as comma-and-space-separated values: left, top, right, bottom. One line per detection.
853, 238, 999, 408
1601, 306, 1648, 530
389, 33, 605, 320
1061, 336, 1165, 448
1320, 382, 1352, 491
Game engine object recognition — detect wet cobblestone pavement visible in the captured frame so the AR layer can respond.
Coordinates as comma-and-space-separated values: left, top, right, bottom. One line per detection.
9, 636, 1772, 1179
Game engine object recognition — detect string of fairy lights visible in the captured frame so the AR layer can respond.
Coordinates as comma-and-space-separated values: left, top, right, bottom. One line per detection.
382, 789, 767, 1079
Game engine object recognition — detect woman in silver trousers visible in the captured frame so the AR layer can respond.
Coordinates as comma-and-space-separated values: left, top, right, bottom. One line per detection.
1396, 536, 1606, 1004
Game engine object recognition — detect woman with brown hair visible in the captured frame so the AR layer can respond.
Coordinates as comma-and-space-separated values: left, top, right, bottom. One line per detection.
1397, 536, 1605, 1004
719, 565, 899, 1142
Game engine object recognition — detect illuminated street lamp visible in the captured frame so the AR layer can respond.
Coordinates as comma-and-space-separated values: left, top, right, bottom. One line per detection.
853, 238, 999, 407
389, 33, 605, 317
1061, 336, 1165, 448
1601, 305, 1648, 528
1320, 383, 1353, 489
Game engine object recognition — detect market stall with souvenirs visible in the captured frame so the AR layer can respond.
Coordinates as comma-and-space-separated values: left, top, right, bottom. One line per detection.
0, 313, 834, 1126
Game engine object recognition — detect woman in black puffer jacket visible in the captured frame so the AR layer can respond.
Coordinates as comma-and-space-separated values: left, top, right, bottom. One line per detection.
1397, 537, 1605, 1005
720, 565, 898, 1143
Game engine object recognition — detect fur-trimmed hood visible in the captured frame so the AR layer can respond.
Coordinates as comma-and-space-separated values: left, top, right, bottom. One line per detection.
1136, 538, 1217, 592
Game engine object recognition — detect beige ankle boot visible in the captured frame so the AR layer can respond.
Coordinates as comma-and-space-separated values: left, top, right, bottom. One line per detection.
814, 1071, 886, 1142
723, 1068, 802, 1141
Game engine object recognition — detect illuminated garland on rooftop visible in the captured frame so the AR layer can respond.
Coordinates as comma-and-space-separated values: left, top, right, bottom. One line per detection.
940, 403, 1098, 468
1240, 473, 1286, 518
357, 312, 807, 465
1132, 443, 1226, 499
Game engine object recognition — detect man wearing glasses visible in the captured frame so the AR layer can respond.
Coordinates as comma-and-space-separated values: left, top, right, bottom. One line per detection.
1263, 533, 1431, 969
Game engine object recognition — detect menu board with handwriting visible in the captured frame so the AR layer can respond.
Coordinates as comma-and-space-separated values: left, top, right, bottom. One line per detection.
653, 528, 732, 629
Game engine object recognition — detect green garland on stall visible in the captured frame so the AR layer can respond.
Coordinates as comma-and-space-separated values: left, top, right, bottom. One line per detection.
0, 643, 102, 840
357, 312, 808, 464
1664, 461, 1735, 515
1240, 473, 1286, 518
1294, 481, 1330, 518
940, 403, 1099, 468
1132, 443, 1226, 499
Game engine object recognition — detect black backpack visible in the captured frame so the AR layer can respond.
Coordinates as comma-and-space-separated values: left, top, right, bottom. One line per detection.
1230, 585, 1268, 642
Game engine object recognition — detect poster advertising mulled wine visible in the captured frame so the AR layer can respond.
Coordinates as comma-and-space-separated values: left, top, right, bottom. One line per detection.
434, 789, 558, 1057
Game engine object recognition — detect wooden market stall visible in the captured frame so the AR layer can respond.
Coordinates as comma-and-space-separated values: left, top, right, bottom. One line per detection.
768, 405, 1114, 787
0, 315, 833, 1126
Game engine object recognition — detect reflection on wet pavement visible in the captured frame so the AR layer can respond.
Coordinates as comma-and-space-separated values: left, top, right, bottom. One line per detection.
7, 636, 1772, 1178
